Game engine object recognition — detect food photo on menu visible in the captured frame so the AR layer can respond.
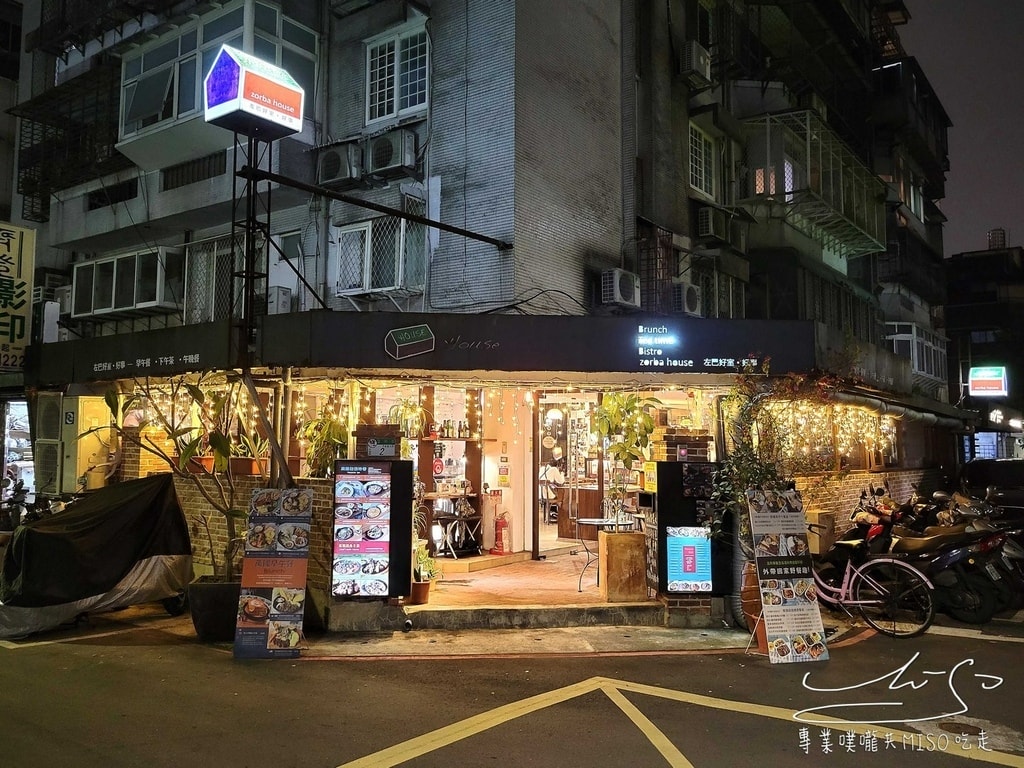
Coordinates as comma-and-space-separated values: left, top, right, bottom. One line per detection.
270, 587, 305, 616
246, 521, 278, 551
238, 589, 273, 625
279, 488, 312, 516
250, 488, 281, 516
267, 619, 304, 650
276, 523, 310, 551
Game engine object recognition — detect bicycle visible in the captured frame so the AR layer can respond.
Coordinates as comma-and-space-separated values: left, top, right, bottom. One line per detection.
808, 522, 936, 638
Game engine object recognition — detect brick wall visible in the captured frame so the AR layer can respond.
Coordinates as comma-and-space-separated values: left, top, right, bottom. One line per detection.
650, 428, 712, 462
794, 467, 946, 539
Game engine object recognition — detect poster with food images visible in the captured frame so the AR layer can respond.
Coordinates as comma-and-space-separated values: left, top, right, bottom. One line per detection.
234, 487, 314, 659
332, 462, 394, 599
747, 487, 829, 664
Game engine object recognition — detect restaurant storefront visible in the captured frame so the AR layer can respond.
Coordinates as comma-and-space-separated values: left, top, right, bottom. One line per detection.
25, 310, 965, 628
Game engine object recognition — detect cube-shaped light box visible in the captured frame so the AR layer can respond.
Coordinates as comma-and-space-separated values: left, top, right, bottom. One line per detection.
204, 45, 304, 141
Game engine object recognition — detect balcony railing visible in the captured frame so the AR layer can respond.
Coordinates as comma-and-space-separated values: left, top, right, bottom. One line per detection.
738, 110, 886, 258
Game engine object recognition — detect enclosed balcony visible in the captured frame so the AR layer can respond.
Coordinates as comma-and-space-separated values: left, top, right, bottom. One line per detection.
738, 110, 886, 259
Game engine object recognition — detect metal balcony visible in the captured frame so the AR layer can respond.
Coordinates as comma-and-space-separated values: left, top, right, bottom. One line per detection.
738, 109, 886, 259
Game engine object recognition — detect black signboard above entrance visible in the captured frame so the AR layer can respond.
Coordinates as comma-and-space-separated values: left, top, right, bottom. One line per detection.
263, 311, 817, 376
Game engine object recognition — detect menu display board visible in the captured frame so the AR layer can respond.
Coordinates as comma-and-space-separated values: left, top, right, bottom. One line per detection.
332, 462, 395, 599
664, 526, 712, 592
234, 487, 314, 659
748, 488, 829, 664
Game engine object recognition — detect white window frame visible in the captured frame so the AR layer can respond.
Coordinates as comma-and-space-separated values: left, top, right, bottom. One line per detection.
689, 122, 716, 199
365, 20, 430, 126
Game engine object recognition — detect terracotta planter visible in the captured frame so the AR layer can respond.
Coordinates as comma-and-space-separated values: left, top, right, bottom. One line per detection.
407, 580, 431, 605
739, 560, 768, 653
180, 455, 215, 474
229, 457, 267, 476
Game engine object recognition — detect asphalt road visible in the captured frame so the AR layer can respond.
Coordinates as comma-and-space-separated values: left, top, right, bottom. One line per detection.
2, 608, 1023, 768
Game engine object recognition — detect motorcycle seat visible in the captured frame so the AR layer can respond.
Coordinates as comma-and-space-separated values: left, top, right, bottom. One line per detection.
890, 528, 987, 554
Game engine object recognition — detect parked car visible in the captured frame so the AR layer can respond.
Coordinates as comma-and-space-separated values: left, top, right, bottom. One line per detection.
958, 458, 1024, 514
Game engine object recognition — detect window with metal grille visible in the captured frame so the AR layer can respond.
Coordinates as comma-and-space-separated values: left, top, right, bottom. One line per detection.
184, 231, 266, 324
688, 123, 715, 198
366, 23, 429, 124
334, 197, 426, 294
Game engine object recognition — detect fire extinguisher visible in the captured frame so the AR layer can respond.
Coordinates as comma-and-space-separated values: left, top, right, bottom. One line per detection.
490, 512, 510, 555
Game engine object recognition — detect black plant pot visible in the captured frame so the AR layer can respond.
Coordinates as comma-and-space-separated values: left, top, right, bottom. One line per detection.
188, 579, 242, 642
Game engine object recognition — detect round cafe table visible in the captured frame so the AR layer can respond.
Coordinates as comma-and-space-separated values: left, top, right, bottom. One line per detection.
576, 516, 635, 591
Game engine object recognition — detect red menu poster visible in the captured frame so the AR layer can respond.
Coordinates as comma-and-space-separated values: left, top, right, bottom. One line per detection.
233, 487, 314, 659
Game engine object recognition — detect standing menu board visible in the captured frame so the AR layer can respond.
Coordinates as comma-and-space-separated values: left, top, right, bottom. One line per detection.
748, 488, 829, 664
234, 487, 314, 659
332, 460, 413, 600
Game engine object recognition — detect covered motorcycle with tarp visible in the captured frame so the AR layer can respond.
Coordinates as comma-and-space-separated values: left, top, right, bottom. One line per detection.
0, 474, 192, 638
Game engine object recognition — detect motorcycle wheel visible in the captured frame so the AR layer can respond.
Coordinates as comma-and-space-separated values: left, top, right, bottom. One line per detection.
941, 573, 997, 624
161, 593, 188, 616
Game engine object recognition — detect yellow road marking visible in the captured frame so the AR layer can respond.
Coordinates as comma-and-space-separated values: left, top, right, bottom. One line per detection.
338, 676, 1024, 768
600, 682, 694, 767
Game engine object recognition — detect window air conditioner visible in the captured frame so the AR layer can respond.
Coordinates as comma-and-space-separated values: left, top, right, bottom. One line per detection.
671, 280, 703, 317
365, 128, 417, 178
317, 143, 362, 188
54, 285, 73, 315
697, 206, 729, 241
601, 268, 641, 309
680, 40, 712, 88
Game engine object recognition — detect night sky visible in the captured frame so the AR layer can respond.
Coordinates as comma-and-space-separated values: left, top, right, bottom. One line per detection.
898, 0, 1024, 257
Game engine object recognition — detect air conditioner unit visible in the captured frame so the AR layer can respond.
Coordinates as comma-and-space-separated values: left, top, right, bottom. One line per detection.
54, 285, 73, 315
671, 280, 703, 317
601, 268, 641, 309
680, 40, 712, 87
267, 286, 292, 315
34, 391, 63, 441
365, 128, 417, 178
697, 206, 729, 241
317, 143, 362, 187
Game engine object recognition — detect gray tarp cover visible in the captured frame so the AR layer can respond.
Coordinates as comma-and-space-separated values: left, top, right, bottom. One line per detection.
0, 474, 191, 606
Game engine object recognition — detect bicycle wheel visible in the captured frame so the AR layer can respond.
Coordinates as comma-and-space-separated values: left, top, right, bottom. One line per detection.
854, 559, 935, 638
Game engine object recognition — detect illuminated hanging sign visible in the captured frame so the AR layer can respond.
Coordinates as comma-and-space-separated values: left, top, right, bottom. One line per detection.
635, 323, 759, 370
969, 366, 1008, 397
204, 45, 304, 140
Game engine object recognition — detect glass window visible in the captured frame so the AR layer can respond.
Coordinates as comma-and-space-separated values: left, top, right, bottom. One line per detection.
177, 57, 197, 114
93, 260, 115, 311
283, 19, 316, 52
254, 34, 276, 63
143, 39, 179, 71
255, 2, 278, 34
137, 252, 158, 304
282, 48, 315, 118
366, 25, 429, 124
125, 55, 142, 80
689, 123, 715, 198
125, 68, 173, 124
73, 264, 93, 316
180, 29, 197, 53
114, 255, 136, 309
203, 7, 244, 42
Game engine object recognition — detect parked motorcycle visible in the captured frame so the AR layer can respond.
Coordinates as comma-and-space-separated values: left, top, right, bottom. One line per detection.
838, 484, 1010, 623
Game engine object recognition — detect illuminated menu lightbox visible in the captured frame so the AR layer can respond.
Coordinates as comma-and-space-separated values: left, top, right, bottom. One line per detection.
969, 366, 1008, 397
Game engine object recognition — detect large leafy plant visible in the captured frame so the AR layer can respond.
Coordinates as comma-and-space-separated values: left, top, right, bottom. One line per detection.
593, 391, 662, 514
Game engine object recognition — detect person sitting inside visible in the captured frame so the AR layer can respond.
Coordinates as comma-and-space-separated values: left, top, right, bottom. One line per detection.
538, 447, 566, 523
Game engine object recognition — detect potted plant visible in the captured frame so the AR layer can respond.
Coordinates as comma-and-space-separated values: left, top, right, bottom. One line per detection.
231, 430, 269, 477
296, 405, 349, 477
409, 542, 442, 605
593, 391, 661, 522
387, 396, 431, 459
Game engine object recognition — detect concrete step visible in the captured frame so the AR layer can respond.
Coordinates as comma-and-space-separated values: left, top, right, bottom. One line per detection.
403, 602, 667, 630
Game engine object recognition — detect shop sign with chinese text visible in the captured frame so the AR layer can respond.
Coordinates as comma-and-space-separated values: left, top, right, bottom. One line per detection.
0, 223, 35, 372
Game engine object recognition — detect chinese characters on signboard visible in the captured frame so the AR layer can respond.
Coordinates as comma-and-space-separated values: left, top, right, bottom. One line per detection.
234, 487, 314, 659
748, 487, 829, 664
0, 223, 35, 372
